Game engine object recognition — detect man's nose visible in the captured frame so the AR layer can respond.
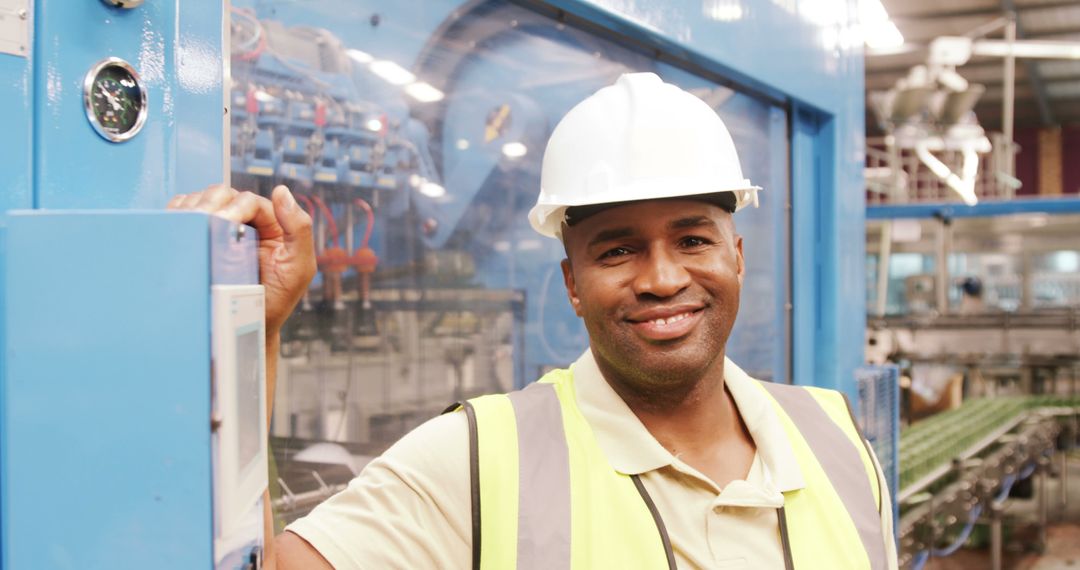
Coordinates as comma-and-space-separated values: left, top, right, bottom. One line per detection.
632, 247, 691, 299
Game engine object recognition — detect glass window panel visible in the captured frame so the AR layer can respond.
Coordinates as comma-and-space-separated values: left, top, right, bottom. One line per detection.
231, 0, 789, 523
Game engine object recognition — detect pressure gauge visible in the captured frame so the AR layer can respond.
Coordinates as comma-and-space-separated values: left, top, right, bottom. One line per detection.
83, 58, 148, 143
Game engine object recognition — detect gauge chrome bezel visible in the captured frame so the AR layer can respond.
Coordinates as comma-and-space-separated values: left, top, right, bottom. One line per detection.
83, 57, 148, 143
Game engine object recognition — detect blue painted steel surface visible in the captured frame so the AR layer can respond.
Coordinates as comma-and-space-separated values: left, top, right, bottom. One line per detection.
1, 211, 256, 570
0, 38, 32, 211
210, 216, 260, 285
791, 108, 820, 393
0, 223, 6, 562
866, 197, 1080, 220
31, 1, 223, 209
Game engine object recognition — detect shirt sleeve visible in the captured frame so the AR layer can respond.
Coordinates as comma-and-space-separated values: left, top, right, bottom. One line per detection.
284, 411, 472, 569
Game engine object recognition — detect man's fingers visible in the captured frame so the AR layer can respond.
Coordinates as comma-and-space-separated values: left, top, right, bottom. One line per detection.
179, 192, 204, 209
194, 185, 238, 213
167, 194, 186, 209
219, 191, 284, 239
271, 186, 314, 247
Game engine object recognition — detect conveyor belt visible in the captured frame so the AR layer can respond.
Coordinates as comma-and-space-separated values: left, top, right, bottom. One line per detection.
899, 396, 1080, 496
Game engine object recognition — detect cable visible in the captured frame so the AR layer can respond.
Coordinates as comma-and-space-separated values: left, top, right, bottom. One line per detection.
931, 503, 983, 557
353, 198, 375, 248
1019, 461, 1037, 480
229, 7, 266, 60
995, 474, 1017, 503
910, 550, 929, 570
310, 195, 340, 250
294, 194, 315, 218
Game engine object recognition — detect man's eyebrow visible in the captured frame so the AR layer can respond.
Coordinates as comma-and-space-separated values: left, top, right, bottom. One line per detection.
587, 227, 634, 248
668, 216, 715, 230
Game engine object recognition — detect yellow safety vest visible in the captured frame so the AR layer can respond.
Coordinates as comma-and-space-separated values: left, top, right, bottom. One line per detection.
449, 368, 888, 570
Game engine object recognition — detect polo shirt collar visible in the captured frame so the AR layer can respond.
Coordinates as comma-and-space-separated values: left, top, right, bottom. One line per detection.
569, 349, 806, 493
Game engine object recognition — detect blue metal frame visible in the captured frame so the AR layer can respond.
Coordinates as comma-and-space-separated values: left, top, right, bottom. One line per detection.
0, 26, 32, 212
867, 196, 1080, 220
1, 211, 257, 570
29, 1, 223, 209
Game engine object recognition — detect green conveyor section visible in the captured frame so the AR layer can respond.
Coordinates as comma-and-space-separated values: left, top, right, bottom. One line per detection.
899, 396, 1079, 492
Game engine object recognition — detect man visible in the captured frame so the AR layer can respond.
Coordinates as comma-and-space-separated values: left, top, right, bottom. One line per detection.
181, 73, 896, 569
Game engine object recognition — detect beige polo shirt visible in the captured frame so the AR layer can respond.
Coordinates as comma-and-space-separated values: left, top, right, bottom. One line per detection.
287, 350, 898, 569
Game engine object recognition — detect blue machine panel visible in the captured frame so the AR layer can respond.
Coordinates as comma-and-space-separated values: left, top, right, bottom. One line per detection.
2, 211, 257, 570
0, 21, 32, 212
30, 1, 223, 209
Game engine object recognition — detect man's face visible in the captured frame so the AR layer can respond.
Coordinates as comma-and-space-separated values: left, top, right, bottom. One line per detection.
561, 199, 744, 393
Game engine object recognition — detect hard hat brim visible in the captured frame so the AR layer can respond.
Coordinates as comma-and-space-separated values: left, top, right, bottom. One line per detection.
529, 182, 762, 239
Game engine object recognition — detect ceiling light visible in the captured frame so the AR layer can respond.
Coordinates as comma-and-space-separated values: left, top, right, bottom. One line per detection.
703, 0, 744, 22
865, 20, 904, 50
501, 142, 527, 158
346, 49, 373, 64
419, 181, 446, 198
973, 40, 1080, 60
404, 82, 445, 103
456, 138, 470, 150
369, 60, 416, 86
859, 0, 904, 50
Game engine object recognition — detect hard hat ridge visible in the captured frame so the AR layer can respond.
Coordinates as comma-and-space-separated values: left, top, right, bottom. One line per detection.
530, 72, 761, 240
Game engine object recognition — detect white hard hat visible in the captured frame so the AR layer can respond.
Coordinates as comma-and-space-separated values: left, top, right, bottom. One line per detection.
529, 72, 760, 239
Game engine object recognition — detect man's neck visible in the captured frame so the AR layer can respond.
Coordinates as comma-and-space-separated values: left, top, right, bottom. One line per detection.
597, 354, 757, 487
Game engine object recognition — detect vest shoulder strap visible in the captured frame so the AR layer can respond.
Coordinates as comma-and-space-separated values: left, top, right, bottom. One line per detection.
757, 381, 889, 570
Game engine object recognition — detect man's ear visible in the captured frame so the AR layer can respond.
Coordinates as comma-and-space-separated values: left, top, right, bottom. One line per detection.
734, 235, 745, 286
561, 258, 583, 317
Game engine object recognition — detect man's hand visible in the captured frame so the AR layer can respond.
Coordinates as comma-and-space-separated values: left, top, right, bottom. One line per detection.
167, 184, 317, 333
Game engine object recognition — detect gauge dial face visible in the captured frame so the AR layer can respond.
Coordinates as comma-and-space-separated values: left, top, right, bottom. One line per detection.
84, 58, 147, 142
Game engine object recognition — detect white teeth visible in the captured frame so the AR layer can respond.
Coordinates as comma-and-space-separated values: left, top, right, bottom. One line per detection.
649, 312, 690, 326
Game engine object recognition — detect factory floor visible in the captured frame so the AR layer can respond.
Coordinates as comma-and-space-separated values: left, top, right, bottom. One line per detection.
925, 454, 1080, 569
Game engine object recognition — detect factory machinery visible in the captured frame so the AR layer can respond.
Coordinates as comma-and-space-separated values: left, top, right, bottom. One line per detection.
895, 396, 1078, 569
226, 7, 527, 523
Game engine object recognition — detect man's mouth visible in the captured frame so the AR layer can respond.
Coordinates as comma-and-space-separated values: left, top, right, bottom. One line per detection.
645, 310, 695, 326
626, 305, 705, 341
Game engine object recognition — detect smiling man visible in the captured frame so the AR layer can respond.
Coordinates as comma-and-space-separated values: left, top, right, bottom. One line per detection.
272, 73, 898, 569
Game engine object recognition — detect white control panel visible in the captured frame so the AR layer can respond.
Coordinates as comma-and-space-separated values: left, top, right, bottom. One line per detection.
211, 284, 267, 569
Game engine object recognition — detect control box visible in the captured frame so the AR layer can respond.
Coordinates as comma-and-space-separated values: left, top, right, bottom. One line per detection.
1, 211, 264, 570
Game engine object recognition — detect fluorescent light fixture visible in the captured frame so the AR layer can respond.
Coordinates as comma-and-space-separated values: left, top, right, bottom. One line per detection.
404, 82, 445, 103
456, 138, 470, 151
865, 21, 904, 50
346, 49, 374, 64
859, 0, 904, 50
703, 0, 744, 22
365, 118, 383, 132
419, 181, 446, 198
973, 40, 1080, 60
369, 60, 416, 86
501, 142, 527, 158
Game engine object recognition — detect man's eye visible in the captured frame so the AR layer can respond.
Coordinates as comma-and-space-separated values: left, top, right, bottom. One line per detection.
679, 236, 711, 248
599, 247, 631, 260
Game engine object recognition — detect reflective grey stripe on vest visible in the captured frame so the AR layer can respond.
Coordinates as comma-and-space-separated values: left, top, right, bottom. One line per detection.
759, 382, 887, 570
507, 383, 571, 569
